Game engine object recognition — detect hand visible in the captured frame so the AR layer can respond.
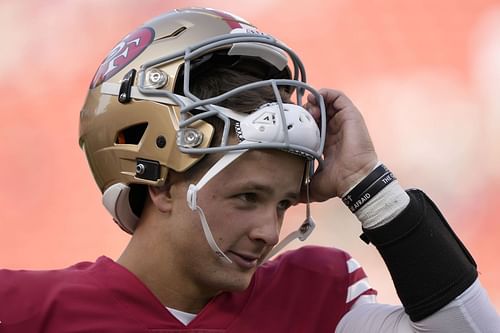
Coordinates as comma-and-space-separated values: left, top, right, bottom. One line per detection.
304, 89, 378, 202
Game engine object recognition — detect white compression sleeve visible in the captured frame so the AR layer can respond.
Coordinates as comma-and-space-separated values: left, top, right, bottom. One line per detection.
335, 278, 500, 333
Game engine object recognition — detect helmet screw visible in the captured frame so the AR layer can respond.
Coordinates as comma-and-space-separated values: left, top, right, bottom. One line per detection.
136, 163, 146, 175
118, 93, 128, 103
156, 135, 166, 148
145, 68, 168, 89
182, 128, 203, 147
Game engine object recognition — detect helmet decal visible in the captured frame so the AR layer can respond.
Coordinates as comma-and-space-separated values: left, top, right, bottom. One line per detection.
204, 8, 268, 37
203, 8, 245, 29
90, 27, 155, 88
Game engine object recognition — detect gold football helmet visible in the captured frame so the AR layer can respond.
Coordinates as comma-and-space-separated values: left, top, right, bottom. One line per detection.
79, 8, 326, 241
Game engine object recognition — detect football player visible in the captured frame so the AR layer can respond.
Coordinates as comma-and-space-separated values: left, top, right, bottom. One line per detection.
1, 7, 499, 332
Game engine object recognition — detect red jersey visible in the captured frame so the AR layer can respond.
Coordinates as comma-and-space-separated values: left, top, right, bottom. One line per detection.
0, 245, 375, 332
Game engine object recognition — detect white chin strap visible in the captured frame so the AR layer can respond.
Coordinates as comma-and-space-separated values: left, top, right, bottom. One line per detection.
186, 146, 316, 264
186, 149, 246, 264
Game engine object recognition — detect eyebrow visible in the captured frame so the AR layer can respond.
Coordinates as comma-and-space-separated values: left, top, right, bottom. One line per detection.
240, 182, 300, 201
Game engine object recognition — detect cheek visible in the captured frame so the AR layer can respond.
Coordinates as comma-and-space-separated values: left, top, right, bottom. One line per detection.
204, 206, 242, 230
202, 204, 256, 240
188, 194, 241, 238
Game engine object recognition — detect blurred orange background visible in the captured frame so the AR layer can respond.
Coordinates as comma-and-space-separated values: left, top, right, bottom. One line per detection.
1, 0, 499, 309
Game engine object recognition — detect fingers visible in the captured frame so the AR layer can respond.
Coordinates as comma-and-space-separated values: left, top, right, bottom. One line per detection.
306, 92, 319, 105
306, 89, 357, 116
305, 89, 344, 122
307, 88, 344, 105
320, 89, 359, 114
303, 99, 320, 121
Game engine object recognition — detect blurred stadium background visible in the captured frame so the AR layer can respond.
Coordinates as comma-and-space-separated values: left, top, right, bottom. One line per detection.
1, 0, 499, 309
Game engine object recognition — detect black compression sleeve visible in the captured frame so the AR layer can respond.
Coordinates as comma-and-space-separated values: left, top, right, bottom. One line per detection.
361, 189, 478, 321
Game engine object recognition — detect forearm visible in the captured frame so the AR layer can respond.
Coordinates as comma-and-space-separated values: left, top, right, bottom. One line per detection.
342, 164, 481, 320
361, 187, 477, 320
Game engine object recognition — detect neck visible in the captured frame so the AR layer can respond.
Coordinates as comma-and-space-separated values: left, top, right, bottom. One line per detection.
117, 226, 216, 313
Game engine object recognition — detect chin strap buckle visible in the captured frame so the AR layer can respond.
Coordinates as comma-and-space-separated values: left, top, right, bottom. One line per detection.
186, 184, 198, 211
298, 216, 316, 241
261, 216, 316, 263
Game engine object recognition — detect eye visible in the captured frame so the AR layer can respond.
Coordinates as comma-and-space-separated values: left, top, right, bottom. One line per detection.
237, 192, 257, 203
277, 200, 292, 211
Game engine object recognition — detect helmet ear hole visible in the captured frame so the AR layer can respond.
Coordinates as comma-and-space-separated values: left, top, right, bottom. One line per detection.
129, 184, 148, 218
115, 123, 148, 144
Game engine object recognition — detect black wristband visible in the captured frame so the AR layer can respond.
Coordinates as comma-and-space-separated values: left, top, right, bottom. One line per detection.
361, 189, 477, 321
342, 164, 388, 207
350, 171, 396, 213
342, 164, 396, 213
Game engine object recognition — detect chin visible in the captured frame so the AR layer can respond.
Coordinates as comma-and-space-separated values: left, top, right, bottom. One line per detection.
223, 281, 252, 293
218, 271, 255, 293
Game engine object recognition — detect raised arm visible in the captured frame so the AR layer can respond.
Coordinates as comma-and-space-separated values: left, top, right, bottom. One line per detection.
306, 89, 500, 332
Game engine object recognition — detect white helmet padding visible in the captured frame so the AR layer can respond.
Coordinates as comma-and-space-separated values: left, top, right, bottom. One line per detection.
238, 102, 320, 156
103, 183, 139, 233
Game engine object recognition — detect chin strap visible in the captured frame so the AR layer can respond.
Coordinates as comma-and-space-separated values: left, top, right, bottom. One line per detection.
186, 149, 248, 264
261, 216, 316, 262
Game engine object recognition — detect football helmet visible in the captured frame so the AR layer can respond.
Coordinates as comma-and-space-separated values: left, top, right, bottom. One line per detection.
79, 8, 326, 259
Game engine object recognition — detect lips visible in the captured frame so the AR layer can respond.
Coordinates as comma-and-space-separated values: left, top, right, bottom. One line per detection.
227, 251, 260, 269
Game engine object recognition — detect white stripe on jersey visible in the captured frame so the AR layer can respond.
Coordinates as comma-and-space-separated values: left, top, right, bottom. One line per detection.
346, 258, 361, 274
346, 277, 372, 303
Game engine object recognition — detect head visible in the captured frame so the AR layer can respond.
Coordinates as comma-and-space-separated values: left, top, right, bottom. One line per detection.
79, 8, 325, 293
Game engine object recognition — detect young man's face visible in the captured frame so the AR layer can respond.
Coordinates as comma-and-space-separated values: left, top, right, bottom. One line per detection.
167, 149, 305, 294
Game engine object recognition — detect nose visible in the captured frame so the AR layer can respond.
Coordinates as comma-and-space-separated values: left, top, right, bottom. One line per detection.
248, 208, 280, 246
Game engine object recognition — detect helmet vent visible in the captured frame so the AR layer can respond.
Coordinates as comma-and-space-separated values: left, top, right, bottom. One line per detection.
156, 26, 187, 41
170, 26, 187, 37
116, 123, 148, 145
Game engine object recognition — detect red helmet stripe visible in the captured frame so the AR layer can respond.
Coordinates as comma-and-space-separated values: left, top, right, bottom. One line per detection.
204, 9, 243, 29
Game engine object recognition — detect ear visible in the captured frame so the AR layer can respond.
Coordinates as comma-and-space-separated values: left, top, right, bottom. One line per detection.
148, 183, 174, 214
